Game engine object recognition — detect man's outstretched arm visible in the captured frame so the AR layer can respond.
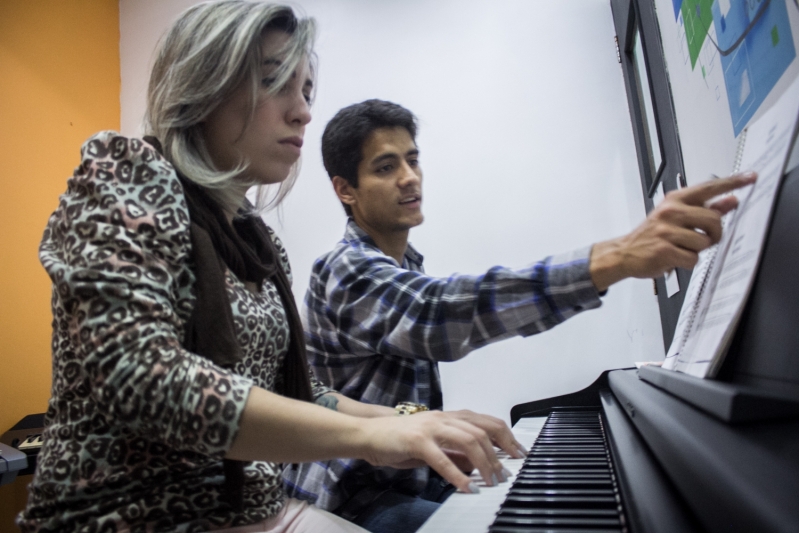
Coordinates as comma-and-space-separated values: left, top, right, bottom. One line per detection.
589, 172, 756, 292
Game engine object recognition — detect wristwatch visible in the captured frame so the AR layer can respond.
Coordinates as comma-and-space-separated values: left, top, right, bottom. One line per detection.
395, 402, 429, 416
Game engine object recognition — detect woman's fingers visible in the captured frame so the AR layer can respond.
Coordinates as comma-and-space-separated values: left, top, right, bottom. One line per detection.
443, 449, 475, 474
360, 411, 512, 490
420, 441, 478, 493
451, 410, 527, 459
452, 419, 503, 485
424, 418, 501, 488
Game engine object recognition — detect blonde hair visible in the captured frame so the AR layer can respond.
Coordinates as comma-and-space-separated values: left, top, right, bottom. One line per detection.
146, 1, 316, 215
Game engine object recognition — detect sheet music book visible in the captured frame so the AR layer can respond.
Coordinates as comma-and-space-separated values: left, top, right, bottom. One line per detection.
663, 77, 799, 378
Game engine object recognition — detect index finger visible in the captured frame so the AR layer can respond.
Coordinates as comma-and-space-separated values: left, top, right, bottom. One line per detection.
423, 443, 477, 494
487, 425, 526, 459
673, 171, 756, 206
453, 411, 527, 458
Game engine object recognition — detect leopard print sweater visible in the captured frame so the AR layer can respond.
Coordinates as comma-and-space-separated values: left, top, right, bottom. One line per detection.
18, 132, 332, 533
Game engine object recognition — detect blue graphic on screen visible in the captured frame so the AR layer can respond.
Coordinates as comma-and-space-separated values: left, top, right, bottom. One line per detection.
712, 0, 796, 135
673, 0, 684, 19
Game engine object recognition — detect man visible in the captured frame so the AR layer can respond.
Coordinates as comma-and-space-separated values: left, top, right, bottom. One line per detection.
284, 99, 754, 532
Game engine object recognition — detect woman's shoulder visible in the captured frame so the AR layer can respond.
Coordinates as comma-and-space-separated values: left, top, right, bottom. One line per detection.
75, 131, 179, 189
44, 131, 192, 263
68, 131, 189, 226
80, 130, 154, 158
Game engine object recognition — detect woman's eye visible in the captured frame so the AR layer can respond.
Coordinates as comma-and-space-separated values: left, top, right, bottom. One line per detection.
261, 77, 277, 87
303, 93, 312, 104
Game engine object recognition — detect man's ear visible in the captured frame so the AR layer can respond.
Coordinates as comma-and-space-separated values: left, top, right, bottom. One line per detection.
332, 176, 357, 208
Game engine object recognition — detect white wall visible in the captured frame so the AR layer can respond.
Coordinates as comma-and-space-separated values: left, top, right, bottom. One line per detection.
120, 0, 664, 424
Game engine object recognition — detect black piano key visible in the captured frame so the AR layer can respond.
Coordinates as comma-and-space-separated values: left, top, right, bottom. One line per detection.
508, 488, 615, 495
490, 410, 628, 533
514, 473, 613, 479
501, 495, 619, 509
530, 451, 607, 456
534, 442, 604, 446
533, 439, 602, 442
516, 470, 612, 483
512, 480, 614, 489
493, 515, 621, 528
492, 509, 622, 531
526, 459, 609, 465
497, 508, 620, 519
488, 525, 625, 533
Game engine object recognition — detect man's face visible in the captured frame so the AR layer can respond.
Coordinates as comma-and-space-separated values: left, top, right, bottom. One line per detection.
344, 127, 424, 235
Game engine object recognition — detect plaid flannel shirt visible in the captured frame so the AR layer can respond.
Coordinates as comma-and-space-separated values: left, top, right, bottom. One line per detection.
283, 219, 603, 518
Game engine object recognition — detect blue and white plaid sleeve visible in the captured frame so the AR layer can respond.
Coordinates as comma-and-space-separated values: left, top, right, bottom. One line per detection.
308, 242, 602, 364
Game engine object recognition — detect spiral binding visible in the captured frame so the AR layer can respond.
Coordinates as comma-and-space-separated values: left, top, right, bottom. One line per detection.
673, 129, 749, 361
732, 128, 748, 174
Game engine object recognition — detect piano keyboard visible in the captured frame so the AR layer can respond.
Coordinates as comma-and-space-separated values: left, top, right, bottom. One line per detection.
419, 411, 626, 533
17, 433, 44, 452
490, 410, 626, 532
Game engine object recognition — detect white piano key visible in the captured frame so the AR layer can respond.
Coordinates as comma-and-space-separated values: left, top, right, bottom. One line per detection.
418, 417, 546, 533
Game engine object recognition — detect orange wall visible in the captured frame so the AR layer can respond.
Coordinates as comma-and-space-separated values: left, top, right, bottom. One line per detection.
0, 1, 120, 529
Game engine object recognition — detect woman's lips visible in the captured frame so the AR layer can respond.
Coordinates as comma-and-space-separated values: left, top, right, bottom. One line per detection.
279, 136, 303, 148
278, 136, 303, 155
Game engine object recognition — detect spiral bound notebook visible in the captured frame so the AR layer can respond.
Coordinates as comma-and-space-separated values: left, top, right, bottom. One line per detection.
663, 77, 799, 379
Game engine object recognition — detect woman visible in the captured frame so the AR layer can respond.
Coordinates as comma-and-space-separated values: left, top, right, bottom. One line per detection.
18, 2, 522, 532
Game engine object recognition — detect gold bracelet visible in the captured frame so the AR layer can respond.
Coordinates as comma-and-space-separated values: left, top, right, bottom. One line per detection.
395, 402, 429, 416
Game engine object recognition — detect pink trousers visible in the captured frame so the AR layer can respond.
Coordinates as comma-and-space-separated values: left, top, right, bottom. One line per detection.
208, 498, 369, 533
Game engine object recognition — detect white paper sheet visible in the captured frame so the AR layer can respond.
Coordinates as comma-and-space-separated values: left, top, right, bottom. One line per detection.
664, 77, 799, 378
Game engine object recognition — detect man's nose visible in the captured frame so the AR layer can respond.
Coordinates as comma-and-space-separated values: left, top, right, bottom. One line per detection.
398, 162, 421, 187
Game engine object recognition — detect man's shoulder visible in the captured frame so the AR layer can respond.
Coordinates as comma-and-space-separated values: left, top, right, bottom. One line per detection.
313, 223, 392, 272
311, 234, 390, 278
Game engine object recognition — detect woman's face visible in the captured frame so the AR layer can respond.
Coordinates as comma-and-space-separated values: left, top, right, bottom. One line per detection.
203, 30, 313, 185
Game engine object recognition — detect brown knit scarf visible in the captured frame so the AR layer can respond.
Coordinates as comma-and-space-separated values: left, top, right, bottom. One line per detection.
144, 137, 313, 510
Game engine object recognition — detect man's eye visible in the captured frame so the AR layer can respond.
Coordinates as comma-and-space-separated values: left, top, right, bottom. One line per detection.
377, 164, 393, 174
408, 159, 419, 167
